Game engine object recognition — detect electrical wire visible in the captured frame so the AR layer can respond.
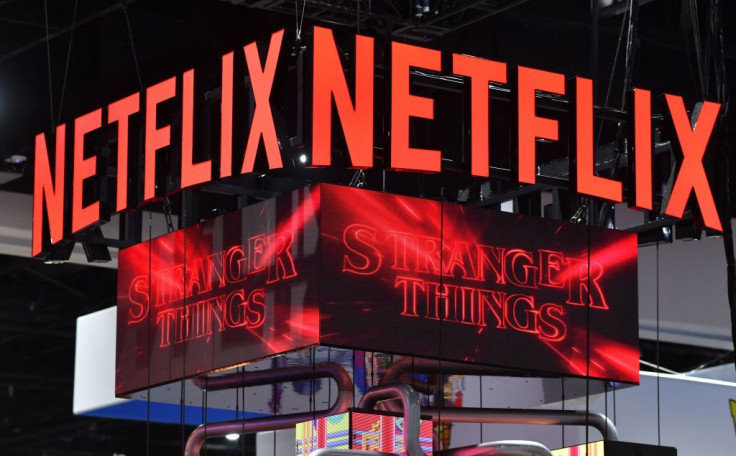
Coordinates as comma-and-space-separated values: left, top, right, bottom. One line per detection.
146, 208, 152, 456
118, 2, 149, 451
656, 241, 661, 446
689, 0, 706, 100
120, 0, 143, 90
43, 0, 55, 133
56, 0, 79, 126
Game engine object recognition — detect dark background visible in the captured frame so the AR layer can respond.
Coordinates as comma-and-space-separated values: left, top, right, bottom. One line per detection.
1, 0, 735, 454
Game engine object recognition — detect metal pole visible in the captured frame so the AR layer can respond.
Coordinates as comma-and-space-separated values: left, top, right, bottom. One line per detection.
358, 383, 427, 456
184, 363, 353, 456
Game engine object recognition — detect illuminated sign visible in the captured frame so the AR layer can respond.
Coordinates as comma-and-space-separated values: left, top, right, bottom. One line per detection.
116, 184, 638, 395
33, 26, 723, 258
115, 186, 321, 395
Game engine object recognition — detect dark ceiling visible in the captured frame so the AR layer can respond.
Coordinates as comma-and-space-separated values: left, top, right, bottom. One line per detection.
0, 0, 735, 454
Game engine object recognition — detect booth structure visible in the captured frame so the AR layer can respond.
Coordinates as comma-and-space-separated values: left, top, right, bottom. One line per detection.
69, 184, 736, 455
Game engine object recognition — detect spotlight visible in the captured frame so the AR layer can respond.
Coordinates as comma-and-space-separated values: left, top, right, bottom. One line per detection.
226, 433, 240, 442
0, 153, 26, 185
298, 154, 307, 164
3, 154, 26, 164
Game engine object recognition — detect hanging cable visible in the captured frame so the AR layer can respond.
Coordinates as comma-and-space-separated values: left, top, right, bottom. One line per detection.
437, 183, 445, 450
585, 202, 592, 448
117, 3, 150, 451
560, 378, 565, 447
242, 366, 246, 456
181, 224, 190, 453
43, 0, 55, 133
586, 0, 597, 436
294, 0, 308, 42
479, 374, 483, 443
655, 240, 662, 445
56, 0, 79, 125
120, 0, 143, 90
656, 241, 661, 446
146, 207, 153, 456
688, 0, 706, 99
604, 381, 608, 440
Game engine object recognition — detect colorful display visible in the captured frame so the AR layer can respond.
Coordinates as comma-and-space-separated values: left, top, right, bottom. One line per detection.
117, 184, 639, 395
295, 411, 433, 456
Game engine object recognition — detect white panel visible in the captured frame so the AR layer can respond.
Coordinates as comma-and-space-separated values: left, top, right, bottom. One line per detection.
73, 306, 126, 414
257, 429, 296, 456
448, 372, 736, 455
611, 372, 736, 454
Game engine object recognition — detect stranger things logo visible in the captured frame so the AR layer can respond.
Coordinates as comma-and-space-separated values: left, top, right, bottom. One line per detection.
126, 230, 297, 349
319, 185, 639, 383
115, 186, 320, 395
346, 229, 606, 343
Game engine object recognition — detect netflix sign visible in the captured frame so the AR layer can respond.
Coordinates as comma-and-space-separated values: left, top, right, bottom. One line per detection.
116, 184, 639, 395
35, 26, 723, 260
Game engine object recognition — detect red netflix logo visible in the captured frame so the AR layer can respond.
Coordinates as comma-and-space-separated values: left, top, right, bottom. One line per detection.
35, 26, 722, 260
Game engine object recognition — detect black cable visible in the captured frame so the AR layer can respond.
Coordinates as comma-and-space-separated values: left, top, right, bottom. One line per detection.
689, 0, 706, 99
120, 0, 143, 90
585, 0, 597, 448
613, 382, 617, 425
181, 230, 189, 453
246, 366, 249, 456
604, 380, 608, 440
145, 202, 153, 456
437, 179, 445, 450
590, 0, 599, 81
203, 381, 208, 456
43, 0, 55, 133
656, 241, 661, 446
561, 378, 565, 447
479, 373, 483, 443
370, 350, 374, 390
311, 347, 316, 420
327, 348, 332, 414
56, 0, 79, 125
713, 0, 729, 115
620, 0, 637, 110
585, 203, 591, 448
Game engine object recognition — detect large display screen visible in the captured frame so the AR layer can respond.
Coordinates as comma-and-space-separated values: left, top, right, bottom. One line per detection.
116, 184, 639, 395
319, 185, 639, 383
116, 186, 321, 395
